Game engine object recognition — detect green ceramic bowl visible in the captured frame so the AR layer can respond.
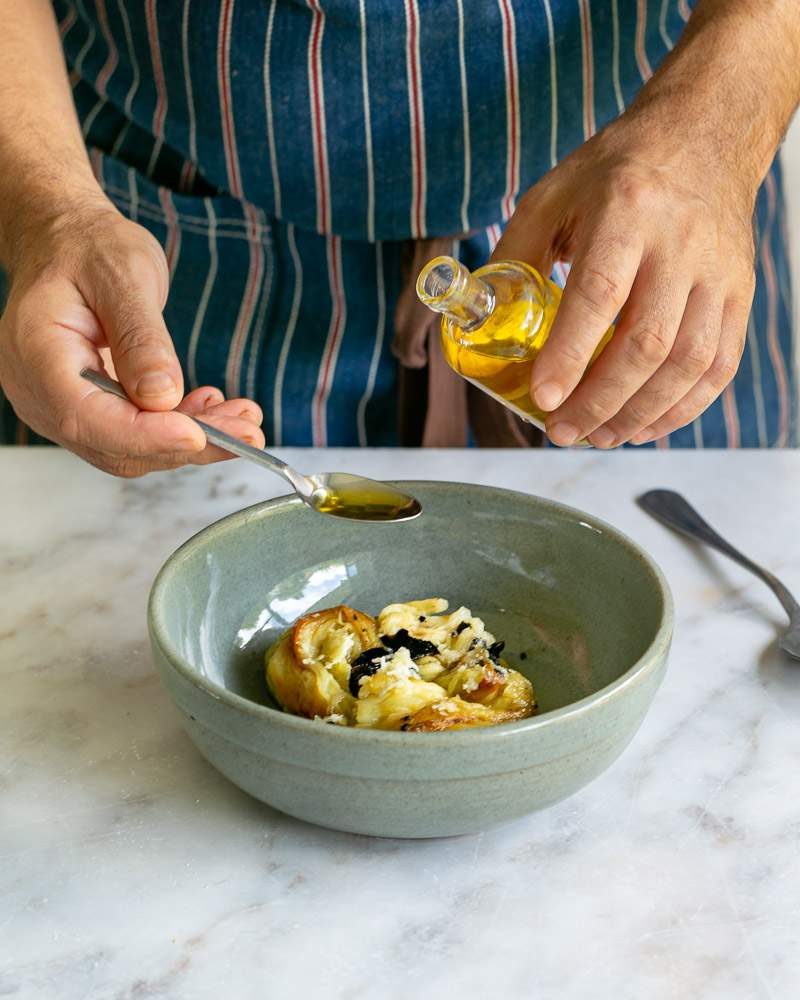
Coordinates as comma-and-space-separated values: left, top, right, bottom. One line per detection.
148, 482, 672, 838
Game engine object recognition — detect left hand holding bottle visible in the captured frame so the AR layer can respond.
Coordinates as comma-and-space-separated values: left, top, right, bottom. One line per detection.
494, 1, 799, 448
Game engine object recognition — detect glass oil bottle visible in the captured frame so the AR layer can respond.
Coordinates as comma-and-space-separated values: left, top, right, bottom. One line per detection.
415, 256, 613, 441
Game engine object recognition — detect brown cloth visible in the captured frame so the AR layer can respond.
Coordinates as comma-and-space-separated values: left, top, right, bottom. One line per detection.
392, 239, 544, 448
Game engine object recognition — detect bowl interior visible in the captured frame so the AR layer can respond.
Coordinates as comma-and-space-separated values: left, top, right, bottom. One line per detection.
152, 483, 668, 718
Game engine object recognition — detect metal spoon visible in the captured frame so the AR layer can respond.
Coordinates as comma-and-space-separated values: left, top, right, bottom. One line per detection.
80, 368, 422, 523
638, 488, 800, 659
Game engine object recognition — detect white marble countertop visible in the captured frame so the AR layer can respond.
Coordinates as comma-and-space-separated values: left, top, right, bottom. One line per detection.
2, 448, 800, 1000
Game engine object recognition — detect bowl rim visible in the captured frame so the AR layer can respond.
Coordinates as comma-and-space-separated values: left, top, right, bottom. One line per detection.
148, 480, 674, 746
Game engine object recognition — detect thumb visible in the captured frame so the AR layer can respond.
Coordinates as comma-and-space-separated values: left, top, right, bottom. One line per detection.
89, 242, 184, 411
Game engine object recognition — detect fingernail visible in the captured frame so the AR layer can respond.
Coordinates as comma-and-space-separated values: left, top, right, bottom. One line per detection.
589, 427, 616, 449
534, 381, 564, 411
177, 436, 203, 452
137, 372, 177, 398
631, 429, 654, 445
548, 422, 579, 447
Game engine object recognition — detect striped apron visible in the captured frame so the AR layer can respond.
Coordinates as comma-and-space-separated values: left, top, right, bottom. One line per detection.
1, 0, 795, 448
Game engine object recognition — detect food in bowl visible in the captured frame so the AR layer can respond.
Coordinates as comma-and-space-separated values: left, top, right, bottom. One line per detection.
265, 598, 537, 731
151, 481, 672, 837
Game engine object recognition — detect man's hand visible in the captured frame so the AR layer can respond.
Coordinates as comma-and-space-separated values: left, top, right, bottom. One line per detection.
495, 124, 757, 447
495, 0, 800, 447
0, 199, 264, 476
0, 1, 263, 474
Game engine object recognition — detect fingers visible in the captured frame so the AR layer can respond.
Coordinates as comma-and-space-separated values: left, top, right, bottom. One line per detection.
177, 389, 263, 427
0, 216, 267, 479
84, 238, 184, 411
178, 385, 226, 413
544, 253, 691, 446
58, 385, 266, 473
629, 297, 748, 444
11, 284, 265, 473
591, 286, 722, 446
72, 375, 207, 455
73, 386, 265, 461
65, 393, 265, 476
182, 396, 266, 463
530, 226, 643, 417
5, 281, 203, 457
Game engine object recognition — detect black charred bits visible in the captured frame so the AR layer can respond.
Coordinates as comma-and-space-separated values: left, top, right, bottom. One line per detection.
348, 646, 389, 696
488, 640, 506, 663
352, 646, 390, 668
349, 631, 441, 697
381, 629, 438, 660
454, 621, 469, 635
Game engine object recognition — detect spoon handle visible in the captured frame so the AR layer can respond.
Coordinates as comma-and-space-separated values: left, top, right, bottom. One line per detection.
638, 488, 799, 618
79, 368, 310, 494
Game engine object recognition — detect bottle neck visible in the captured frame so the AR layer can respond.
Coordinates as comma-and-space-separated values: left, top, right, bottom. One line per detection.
415, 256, 495, 330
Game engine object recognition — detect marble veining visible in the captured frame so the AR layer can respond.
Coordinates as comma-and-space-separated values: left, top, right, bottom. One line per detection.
1, 449, 800, 999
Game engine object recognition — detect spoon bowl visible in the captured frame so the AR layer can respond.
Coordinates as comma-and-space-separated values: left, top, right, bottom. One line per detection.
307, 473, 422, 522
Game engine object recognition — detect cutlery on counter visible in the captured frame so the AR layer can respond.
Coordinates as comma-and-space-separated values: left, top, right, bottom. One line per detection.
80, 368, 422, 523
638, 488, 800, 659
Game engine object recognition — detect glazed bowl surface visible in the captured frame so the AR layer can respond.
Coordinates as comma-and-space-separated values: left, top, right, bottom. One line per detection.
148, 482, 673, 838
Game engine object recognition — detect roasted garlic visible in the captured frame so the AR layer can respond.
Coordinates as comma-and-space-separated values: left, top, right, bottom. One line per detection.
265, 600, 536, 731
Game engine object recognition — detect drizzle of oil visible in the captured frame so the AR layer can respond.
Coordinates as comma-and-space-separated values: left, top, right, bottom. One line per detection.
312, 478, 420, 522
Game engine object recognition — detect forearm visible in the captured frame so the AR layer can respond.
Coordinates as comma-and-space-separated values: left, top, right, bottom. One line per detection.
626, 0, 800, 195
0, 0, 108, 272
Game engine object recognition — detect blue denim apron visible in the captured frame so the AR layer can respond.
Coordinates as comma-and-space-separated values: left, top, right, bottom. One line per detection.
1, 0, 795, 447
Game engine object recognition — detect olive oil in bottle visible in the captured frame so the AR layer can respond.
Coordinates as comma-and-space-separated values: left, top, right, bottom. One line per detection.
415, 256, 613, 438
